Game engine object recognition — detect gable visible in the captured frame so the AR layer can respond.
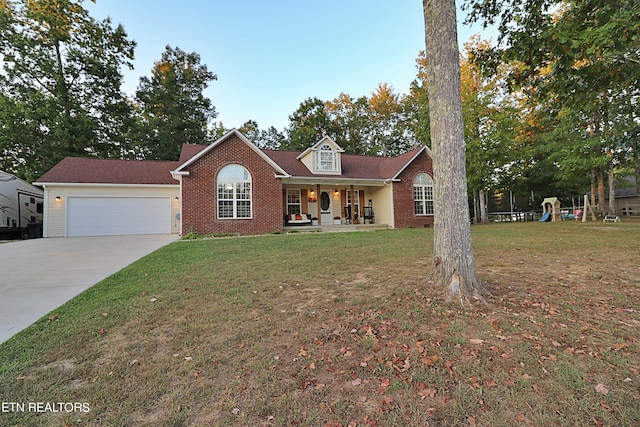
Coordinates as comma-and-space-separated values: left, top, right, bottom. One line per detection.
296, 136, 344, 175
173, 129, 288, 177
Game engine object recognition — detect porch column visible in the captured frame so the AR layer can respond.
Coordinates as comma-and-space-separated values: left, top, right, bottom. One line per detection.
350, 184, 355, 223
316, 184, 321, 225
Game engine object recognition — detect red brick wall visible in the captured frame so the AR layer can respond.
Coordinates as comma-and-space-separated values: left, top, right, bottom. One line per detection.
393, 149, 435, 228
181, 134, 283, 235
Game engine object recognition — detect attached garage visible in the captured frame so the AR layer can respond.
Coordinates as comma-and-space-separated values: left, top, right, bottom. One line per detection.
34, 157, 182, 238
67, 197, 172, 237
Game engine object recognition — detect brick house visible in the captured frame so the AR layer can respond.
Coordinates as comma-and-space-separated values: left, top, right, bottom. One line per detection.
172, 129, 434, 235
35, 129, 434, 237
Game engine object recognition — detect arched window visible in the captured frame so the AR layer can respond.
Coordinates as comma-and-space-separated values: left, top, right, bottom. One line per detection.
413, 173, 434, 215
217, 164, 252, 219
316, 144, 337, 172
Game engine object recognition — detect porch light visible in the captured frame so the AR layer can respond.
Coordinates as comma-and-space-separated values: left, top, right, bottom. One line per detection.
335, 189, 339, 195
174, 197, 179, 202
55, 196, 61, 201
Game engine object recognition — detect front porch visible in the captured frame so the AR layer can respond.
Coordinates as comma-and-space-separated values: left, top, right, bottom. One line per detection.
283, 223, 390, 233
282, 182, 393, 229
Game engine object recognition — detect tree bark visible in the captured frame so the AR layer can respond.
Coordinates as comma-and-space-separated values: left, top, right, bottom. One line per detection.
590, 168, 597, 212
423, 0, 487, 304
607, 163, 615, 215
635, 146, 640, 198
597, 168, 606, 216
479, 189, 488, 223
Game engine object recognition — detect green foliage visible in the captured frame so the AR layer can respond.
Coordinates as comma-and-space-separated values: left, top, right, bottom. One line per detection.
285, 87, 421, 157
283, 97, 332, 151
0, 0, 136, 180
239, 120, 285, 149
405, 52, 431, 147
134, 45, 217, 160
465, 0, 640, 202
325, 93, 376, 155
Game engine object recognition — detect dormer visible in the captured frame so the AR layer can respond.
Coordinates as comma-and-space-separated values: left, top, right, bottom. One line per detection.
297, 136, 344, 175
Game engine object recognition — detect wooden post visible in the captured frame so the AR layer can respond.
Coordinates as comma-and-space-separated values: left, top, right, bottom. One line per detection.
349, 185, 355, 223
316, 184, 321, 225
582, 194, 597, 222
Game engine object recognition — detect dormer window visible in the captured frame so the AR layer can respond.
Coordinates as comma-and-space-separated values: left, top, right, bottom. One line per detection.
296, 137, 343, 175
316, 144, 337, 172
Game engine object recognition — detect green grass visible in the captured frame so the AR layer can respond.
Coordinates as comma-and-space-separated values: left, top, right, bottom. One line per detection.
1, 221, 639, 426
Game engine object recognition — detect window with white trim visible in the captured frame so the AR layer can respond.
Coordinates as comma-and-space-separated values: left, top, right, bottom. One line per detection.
316, 144, 337, 172
217, 164, 252, 219
286, 189, 301, 215
414, 173, 434, 215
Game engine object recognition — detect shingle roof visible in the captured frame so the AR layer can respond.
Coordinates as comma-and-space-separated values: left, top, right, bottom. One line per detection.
178, 144, 208, 163
35, 141, 427, 185
35, 157, 180, 185
263, 147, 425, 180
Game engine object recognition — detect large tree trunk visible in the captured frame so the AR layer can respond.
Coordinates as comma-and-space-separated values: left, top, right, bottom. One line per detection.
423, 0, 487, 304
607, 163, 616, 215
597, 168, 606, 216
590, 168, 597, 212
479, 189, 488, 223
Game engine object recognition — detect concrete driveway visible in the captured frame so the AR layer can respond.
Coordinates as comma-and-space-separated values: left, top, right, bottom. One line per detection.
0, 234, 178, 344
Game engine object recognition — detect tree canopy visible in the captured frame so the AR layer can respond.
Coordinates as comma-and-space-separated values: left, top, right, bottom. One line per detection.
0, 0, 135, 180
2, 0, 636, 216
134, 45, 217, 160
464, 0, 640, 213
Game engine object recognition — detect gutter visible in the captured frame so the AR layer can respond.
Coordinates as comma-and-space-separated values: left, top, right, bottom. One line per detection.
171, 171, 189, 180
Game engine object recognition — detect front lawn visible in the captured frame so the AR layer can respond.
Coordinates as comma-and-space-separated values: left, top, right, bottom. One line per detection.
1, 222, 638, 426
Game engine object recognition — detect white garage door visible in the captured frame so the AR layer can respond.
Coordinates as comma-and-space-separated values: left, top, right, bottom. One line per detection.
67, 197, 171, 237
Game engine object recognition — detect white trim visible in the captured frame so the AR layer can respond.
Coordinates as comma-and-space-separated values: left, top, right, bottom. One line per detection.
216, 164, 253, 220
296, 136, 344, 160
171, 171, 189, 179
35, 182, 178, 189
391, 146, 428, 180
281, 176, 389, 186
43, 188, 50, 237
178, 178, 183, 235
174, 129, 289, 176
413, 173, 434, 216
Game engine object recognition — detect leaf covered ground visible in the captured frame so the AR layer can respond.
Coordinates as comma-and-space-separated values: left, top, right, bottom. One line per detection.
0, 221, 639, 426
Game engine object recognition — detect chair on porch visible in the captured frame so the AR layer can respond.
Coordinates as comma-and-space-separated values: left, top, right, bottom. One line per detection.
363, 206, 374, 224
344, 206, 352, 224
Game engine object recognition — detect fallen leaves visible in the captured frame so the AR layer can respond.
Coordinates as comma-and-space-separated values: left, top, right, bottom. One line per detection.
415, 383, 436, 400
595, 383, 609, 395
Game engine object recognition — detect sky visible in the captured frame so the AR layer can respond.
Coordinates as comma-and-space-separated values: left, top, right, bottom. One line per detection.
86, 1, 495, 132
